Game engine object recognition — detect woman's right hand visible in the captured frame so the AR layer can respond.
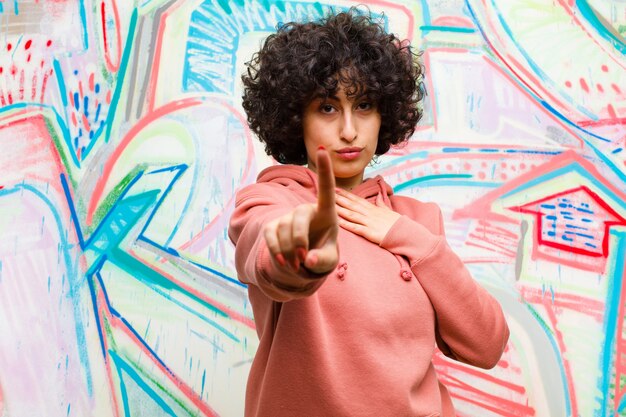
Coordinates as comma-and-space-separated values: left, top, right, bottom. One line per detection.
263, 148, 339, 274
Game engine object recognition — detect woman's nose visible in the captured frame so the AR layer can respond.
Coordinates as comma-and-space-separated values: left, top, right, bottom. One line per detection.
340, 112, 357, 142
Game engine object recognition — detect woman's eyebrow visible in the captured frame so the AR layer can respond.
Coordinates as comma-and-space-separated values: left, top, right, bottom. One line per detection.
311, 93, 339, 102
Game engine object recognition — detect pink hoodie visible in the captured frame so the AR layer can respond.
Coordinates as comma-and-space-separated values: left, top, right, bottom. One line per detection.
228, 165, 509, 417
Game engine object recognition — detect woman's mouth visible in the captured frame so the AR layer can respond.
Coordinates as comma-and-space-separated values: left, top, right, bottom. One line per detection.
336, 147, 363, 160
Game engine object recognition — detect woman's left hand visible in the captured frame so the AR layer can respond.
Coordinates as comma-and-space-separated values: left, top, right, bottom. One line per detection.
335, 188, 401, 245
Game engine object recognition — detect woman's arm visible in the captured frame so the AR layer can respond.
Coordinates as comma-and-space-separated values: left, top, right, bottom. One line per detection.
379, 207, 509, 369
336, 192, 509, 369
228, 149, 339, 302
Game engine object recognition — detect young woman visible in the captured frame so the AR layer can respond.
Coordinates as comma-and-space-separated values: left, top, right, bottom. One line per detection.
229, 9, 509, 417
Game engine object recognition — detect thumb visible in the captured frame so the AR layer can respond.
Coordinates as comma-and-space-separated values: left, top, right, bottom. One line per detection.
375, 193, 385, 207
304, 241, 339, 274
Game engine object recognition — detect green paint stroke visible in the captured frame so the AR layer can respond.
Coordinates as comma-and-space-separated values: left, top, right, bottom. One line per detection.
88, 165, 147, 237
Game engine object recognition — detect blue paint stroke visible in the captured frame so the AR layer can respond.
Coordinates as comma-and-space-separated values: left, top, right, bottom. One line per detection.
109, 350, 177, 417
501, 162, 626, 213
100, 8, 139, 148
598, 231, 626, 415
420, 25, 476, 34
576, 0, 626, 55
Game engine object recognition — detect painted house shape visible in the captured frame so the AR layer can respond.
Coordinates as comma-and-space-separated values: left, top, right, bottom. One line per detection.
512, 185, 626, 262
455, 150, 626, 273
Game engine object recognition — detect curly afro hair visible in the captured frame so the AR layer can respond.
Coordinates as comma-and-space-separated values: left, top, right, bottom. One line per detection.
241, 8, 424, 165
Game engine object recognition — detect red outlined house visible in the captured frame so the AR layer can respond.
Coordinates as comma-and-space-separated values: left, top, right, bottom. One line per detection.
455, 150, 626, 273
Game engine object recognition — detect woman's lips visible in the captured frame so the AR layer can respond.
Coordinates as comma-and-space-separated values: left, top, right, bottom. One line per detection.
336, 148, 362, 160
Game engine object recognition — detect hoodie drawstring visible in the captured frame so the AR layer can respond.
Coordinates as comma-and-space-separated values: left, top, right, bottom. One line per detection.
336, 262, 348, 280
376, 178, 413, 282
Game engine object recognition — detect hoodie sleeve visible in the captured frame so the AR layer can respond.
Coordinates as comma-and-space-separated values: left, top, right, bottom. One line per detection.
379, 202, 509, 369
228, 183, 330, 302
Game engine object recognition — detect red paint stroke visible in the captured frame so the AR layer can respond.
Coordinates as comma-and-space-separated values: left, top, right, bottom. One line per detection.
478, 219, 518, 238
128, 248, 255, 330
18, 69, 25, 100
467, 219, 520, 257
466, 235, 517, 257
101, 0, 122, 72
82, 114, 91, 132
89, 72, 95, 92
529, 240, 607, 274
511, 185, 626, 258
454, 150, 626, 224
463, 246, 515, 262
40, 70, 52, 103
31, 74, 37, 100
434, 355, 526, 394
518, 286, 604, 322
450, 391, 534, 417
381, 150, 505, 179
434, 356, 534, 416
464, 257, 515, 265
87, 98, 204, 225
579, 78, 589, 93
432, 16, 475, 29
94, 279, 220, 416
0, 113, 66, 182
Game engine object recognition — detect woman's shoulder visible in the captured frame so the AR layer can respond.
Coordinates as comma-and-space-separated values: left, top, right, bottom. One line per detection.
390, 194, 440, 214
390, 195, 442, 233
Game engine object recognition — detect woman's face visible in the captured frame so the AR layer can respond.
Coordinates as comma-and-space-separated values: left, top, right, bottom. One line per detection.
302, 85, 381, 190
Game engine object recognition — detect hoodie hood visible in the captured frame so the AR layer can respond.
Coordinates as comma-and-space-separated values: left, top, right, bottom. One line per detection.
257, 164, 394, 203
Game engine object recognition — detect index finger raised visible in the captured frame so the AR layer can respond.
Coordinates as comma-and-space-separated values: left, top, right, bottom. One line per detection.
315, 148, 336, 214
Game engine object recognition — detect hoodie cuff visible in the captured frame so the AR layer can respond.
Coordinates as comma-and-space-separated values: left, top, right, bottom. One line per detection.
379, 215, 443, 265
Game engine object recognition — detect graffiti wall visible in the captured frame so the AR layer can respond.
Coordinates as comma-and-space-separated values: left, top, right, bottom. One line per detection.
0, 0, 624, 416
